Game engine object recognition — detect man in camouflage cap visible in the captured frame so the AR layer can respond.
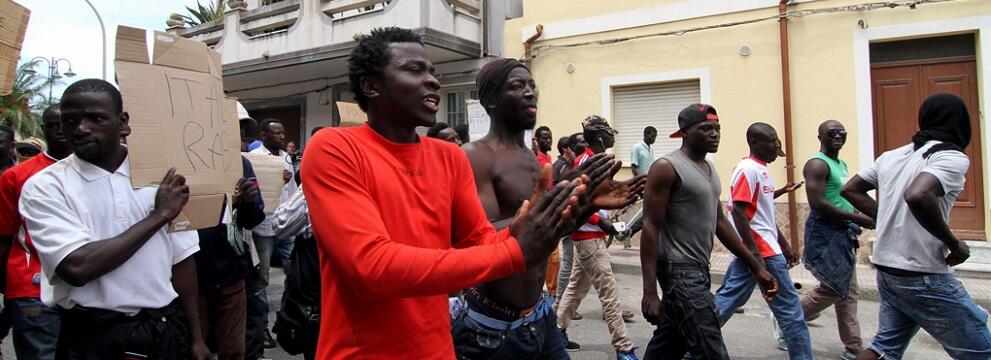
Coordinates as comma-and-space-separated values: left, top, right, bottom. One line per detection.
557, 115, 641, 360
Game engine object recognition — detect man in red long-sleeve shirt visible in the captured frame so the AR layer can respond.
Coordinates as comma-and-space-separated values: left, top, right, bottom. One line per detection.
300, 27, 586, 360
0, 104, 72, 359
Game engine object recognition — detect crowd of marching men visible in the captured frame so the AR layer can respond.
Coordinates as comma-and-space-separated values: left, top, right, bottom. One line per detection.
0, 26, 987, 360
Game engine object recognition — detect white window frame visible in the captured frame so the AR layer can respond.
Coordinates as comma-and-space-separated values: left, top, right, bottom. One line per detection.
600, 68, 713, 166
601, 68, 712, 122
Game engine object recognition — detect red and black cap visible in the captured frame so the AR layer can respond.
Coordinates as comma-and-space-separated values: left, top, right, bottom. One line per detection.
670, 103, 719, 138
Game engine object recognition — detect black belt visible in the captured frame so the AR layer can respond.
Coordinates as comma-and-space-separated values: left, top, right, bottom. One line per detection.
658, 260, 708, 273
875, 264, 934, 277
61, 301, 181, 328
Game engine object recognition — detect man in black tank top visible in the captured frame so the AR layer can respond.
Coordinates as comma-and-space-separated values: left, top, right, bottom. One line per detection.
639, 104, 778, 360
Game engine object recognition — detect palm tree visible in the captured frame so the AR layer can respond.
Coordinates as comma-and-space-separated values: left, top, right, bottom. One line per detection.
182, 0, 225, 27
0, 59, 58, 138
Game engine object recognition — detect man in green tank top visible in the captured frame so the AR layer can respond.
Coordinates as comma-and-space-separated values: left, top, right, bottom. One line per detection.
798, 120, 875, 360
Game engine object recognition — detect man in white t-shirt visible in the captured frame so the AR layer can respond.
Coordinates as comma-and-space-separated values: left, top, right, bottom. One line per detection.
19, 79, 210, 359
843, 93, 991, 360
713, 122, 812, 359
248, 117, 296, 348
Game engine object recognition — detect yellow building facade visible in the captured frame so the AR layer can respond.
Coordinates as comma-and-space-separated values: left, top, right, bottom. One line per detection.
504, 0, 991, 247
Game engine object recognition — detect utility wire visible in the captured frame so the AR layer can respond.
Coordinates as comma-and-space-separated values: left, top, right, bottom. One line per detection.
528, 0, 958, 60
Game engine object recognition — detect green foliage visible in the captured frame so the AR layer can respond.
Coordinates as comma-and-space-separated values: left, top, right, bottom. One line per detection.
181, 0, 226, 27
0, 60, 60, 139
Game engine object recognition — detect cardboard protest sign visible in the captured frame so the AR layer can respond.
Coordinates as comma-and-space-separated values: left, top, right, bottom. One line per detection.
243, 152, 285, 213
115, 26, 242, 231
0, 0, 29, 96
466, 100, 488, 141
336, 101, 367, 128
467, 99, 532, 144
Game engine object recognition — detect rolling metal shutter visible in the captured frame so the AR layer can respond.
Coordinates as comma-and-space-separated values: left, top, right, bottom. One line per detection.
611, 80, 701, 168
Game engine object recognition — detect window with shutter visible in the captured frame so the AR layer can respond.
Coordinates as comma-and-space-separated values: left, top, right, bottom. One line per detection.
611, 80, 701, 167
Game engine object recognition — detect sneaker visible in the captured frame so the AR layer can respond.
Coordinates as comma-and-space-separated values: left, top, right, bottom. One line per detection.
561, 330, 581, 352
805, 311, 821, 323
617, 347, 639, 360
570, 312, 583, 320
622, 309, 636, 323
841, 350, 858, 360
770, 316, 787, 351
263, 328, 277, 349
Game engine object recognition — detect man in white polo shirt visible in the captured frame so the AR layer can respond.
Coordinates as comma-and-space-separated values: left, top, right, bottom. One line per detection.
248, 117, 296, 348
19, 79, 210, 359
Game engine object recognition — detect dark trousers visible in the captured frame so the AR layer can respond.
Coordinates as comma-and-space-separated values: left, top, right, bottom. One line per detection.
644, 263, 730, 360
56, 301, 190, 360
199, 280, 247, 360
245, 265, 268, 360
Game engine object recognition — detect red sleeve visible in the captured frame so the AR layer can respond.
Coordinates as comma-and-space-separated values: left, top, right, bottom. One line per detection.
730, 170, 756, 205
587, 213, 600, 225
0, 170, 20, 236
301, 130, 525, 300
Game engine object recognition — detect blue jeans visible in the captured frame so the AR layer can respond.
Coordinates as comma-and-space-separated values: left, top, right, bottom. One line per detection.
556, 236, 575, 300
253, 234, 294, 289
802, 212, 858, 298
252, 234, 293, 327
715, 254, 812, 360
245, 264, 268, 359
451, 296, 569, 359
7, 298, 60, 360
870, 270, 991, 359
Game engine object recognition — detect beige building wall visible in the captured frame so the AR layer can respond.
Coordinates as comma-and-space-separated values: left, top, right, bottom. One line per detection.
505, 0, 991, 241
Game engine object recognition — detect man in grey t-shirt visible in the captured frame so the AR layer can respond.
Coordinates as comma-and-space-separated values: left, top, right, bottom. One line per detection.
639, 104, 777, 360
843, 93, 991, 360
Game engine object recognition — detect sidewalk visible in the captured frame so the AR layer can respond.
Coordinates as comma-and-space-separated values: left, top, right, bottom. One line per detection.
609, 246, 991, 308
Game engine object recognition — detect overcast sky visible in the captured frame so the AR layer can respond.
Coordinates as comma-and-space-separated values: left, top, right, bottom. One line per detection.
18, 0, 204, 100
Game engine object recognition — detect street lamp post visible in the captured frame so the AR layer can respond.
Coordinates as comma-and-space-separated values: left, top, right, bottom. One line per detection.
82, 0, 106, 80
24, 57, 76, 103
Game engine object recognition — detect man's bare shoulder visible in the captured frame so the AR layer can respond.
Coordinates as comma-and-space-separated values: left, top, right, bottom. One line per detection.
462, 140, 496, 161
462, 140, 498, 176
649, 157, 674, 174
647, 157, 680, 189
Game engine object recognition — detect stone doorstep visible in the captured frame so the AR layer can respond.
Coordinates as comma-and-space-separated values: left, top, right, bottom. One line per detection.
967, 240, 991, 264
608, 246, 991, 310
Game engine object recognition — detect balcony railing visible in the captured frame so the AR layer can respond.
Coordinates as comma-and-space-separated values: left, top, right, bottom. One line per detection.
241, 0, 301, 37
171, 0, 483, 65
446, 0, 479, 17
321, 0, 390, 19
176, 18, 224, 46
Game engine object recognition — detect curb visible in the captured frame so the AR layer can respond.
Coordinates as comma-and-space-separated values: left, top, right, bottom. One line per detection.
612, 261, 991, 309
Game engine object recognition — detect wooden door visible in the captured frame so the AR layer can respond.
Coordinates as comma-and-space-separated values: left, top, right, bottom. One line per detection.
871, 58, 986, 240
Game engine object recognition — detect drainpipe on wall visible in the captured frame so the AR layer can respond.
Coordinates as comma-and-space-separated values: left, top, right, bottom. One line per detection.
778, 0, 800, 251
523, 24, 544, 66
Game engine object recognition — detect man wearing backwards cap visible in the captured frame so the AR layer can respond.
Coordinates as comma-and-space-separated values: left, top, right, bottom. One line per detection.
640, 104, 778, 360
455, 57, 643, 359
556, 114, 646, 360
